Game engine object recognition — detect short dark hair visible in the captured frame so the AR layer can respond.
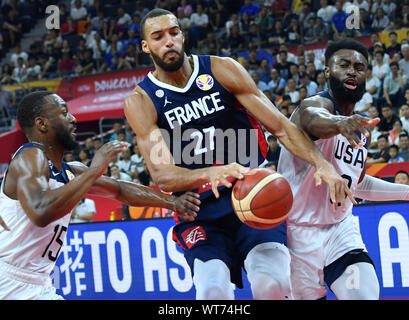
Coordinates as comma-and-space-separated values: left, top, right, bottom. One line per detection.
325, 38, 368, 65
390, 61, 399, 69
140, 8, 175, 40
17, 91, 54, 133
378, 134, 388, 141
395, 170, 409, 178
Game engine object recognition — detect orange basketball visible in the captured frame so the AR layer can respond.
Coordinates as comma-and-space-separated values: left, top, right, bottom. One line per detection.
231, 168, 293, 229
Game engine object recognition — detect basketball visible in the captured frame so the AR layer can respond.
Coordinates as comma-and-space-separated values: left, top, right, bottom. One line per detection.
231, 168, 293, 229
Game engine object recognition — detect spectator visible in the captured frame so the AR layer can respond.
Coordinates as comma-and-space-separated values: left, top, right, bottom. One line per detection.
100, 45, 119, 72
225, 13, 242, 37
12, 57, 27, 83
382, 62, 406, 109
0, 84, 15, 116
315, 71, 327, 93
61, 15, 77, 36
317, 0, 337, 24
78, 149, 91, 166
298, 3, 315, 30
284, 78, 299, 103
83, 137, 95, 159
367, 134, 390, 164
387, 144, 405, 163
0, 64, 15, 85
177, 10, 192, 33
74, 48, 96, 76
396, 3, 409, 29
365, 64, 381, 101
178, 0, 193, 17
394, 170, 409, 185
367, 105, 382, 156
70, 0, 88, 22
400, 103, 409, 133
268, 68, 286, 98
268, 20, 286, 47
298, 72, 317, 97
312, 17, 330, 43
289, 64, 300, 85
134, 1, 149, 19
91, 11, 106, 34
64, 151, 75, 162
303, 17, 316, 44
198, 32, 218, 55
93, 138, 103, 151
276, 50, 294, 80
265, 134, 281, 166
222, 25, 244, 54
331, 1, 349, 40
83, 22, 97, 48
239, 0, 260, 20
251, 71, 269, 92
247, 48, 261, 72
117, 148, 138, 179
189, 4, 209, 48
386, 31, 401, 59
254, 6, 274, 34
371, 8, 390, 32
109, 164, 132, 182
297, 86, 308, 103
389, 119, 407, 145
131, 143, 144, 174
354, 92, 373, 116
3, 9, 22, 48
25, 57, 41, 81
118, 43, 139, 70
109, 122, 123, 141
398, 133, 409, 161
70, 198, 96, 224
258, 58, 272, 83
378, 105, 401, 134
117, 7, 132, 26
58, 52, 76, 76
284, 17, 301, 44
10, 44, 28, 68
382, 0, 397, 19
399, 44, 409, 84
271, 0, 288, 19
372, 50, 389, 81
88, 32, 107, 66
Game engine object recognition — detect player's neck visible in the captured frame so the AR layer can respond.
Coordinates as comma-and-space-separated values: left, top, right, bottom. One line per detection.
328, 88, 355, 116
30, 140, 64, 169
153, 54, 193, 88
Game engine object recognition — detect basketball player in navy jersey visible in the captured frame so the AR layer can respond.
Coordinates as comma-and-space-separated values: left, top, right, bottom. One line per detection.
278, 39, 409, 299
0, 91, 200, 299
124, 9, 354, 300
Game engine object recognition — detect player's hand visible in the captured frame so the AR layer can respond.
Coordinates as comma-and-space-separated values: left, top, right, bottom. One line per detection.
0, 216, 10, 231
173, 192, 201, 222
336, 115, 380, 148
89, 141, 129, 178
313, 162, 357, 213
207, 163, 250, 198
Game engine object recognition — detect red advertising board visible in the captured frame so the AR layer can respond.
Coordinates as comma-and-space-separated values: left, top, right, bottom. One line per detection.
69, 66, 154, 99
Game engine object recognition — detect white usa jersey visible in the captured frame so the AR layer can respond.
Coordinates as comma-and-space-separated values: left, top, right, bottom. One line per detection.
278, 92, 368, 225
0, 144, 74, 277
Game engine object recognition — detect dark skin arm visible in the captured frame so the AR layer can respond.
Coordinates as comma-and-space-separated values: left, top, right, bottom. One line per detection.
68, 161, 200, 221
293, 95, 380, 148
4, 141, 128, 227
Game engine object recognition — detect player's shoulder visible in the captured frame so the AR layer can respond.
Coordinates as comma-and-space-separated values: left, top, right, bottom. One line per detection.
8, 146, 49, 177
299, 92, 334, 111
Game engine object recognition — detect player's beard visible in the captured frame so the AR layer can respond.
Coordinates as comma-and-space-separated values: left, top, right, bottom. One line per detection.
150, 45, 185, 72
55, 128, 79, 151
329, 73, 366, 103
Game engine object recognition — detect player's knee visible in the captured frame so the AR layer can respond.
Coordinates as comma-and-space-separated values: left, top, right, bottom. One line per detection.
196, 280, 234, 300
250, 271, 292, 300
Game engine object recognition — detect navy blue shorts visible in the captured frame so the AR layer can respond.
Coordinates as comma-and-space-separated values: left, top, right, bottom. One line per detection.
172, 212, 287, 288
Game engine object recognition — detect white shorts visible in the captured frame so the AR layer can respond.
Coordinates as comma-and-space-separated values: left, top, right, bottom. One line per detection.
287, 214, 367, 300
0, 260, 63, 300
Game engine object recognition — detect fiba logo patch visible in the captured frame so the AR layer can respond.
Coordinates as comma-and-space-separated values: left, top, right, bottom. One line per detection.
66, 170, 75, 181
361, 134, 367, 146
196, 74, 214, 91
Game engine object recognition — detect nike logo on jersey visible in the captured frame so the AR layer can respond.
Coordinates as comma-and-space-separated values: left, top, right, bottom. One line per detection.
164, 96, 172, 107
164, 92, 225, 129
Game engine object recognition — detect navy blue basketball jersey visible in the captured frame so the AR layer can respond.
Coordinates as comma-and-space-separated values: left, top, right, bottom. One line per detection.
138, 55, 268, 220
12, 143, 76, 184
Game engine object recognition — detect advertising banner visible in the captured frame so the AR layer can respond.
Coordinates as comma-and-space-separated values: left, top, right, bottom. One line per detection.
54, 202, 409, 300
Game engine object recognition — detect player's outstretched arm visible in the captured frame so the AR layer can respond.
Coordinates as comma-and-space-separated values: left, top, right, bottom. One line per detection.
10, 141, 127, 227
211, 56, 355, 211
124, 89, 249, 199
292, 95, 380, 148
355, 174, 409, 202
68, 162, 201, 221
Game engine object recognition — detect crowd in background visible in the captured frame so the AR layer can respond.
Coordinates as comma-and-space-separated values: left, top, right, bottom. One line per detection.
0, 0, 408, 221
